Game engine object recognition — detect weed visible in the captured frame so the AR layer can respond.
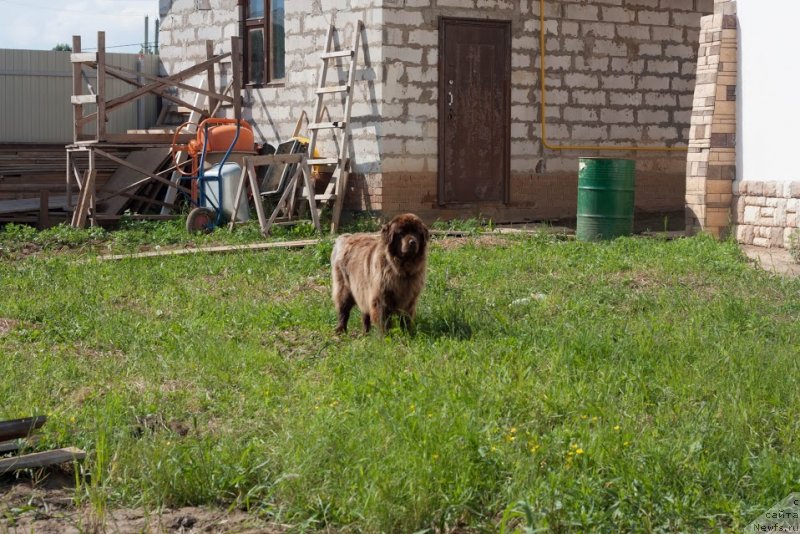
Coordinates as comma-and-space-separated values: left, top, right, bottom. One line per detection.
789, 229, 800, 263
0, 228, 798, 531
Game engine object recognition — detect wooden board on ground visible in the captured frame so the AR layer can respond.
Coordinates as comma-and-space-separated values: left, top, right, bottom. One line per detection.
97, 147, 171, 215
0, 447, 86, 475
97, 238, 319, 261
0, 195, 77, 215
0, 436, 39, 454
0, 416, 47, 442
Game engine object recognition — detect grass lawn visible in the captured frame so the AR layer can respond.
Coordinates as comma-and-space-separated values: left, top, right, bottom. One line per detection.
1, 220, 799, 532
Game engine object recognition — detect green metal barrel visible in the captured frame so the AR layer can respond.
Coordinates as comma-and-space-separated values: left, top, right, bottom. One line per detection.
576, 158, 635, 241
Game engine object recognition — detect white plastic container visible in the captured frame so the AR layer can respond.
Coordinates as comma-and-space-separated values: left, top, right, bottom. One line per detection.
202, 163, 249, 222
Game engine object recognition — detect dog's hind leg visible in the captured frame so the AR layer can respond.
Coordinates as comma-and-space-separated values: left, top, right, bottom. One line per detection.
335, 293, 355, 334
361, 312, 371, 332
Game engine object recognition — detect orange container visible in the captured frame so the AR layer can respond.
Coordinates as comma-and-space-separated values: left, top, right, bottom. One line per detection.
189, 119, 256, 156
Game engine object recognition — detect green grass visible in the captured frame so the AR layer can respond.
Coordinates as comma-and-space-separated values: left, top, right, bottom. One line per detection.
1, 221, 800, 532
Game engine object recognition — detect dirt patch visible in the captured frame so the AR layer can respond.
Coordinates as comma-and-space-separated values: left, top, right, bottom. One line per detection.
0, 318, 18, 336
433, 234, 512, 251
742, 245, 800, 278
0, 472, 283, 533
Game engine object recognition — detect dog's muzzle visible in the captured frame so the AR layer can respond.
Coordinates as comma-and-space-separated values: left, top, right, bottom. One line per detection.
402, 237, 419, 256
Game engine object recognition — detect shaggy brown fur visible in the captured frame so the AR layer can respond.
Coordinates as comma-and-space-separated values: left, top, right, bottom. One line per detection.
331, 213, 430, 334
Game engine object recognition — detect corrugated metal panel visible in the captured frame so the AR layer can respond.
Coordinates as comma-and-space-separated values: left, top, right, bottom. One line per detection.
0, 49, 161, 143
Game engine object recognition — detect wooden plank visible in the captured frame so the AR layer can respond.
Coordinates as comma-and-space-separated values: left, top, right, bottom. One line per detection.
162, 79, 206, 216
72, 35, 84, 142
0, 447, 86, 475
124, 128, 178, 135
309, 122, 345, 130
0, 195, 76, 215
0, 436, 39, 454
103, 133, 193, 144
321, 50, 354, 59
206, 40, 218, 114
71, 95, 98, 105
316, 85, 349, 94
102, 54, 230, 114
70, 52, 97, 63
97, 238, 319, 261
300, 165, 321, 232
0, 416, 47, 442
247, 153, 304, 166
231, 36, 242, 121
93, 147, 173, 215
247, 159, 269, 231
96, 31, 106, 141
307, 158, 339, 166
72, 169, 96, 228
101, 66, 211, 117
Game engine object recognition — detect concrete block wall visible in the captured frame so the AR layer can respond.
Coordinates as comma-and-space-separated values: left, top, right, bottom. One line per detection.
378, 0, 713, 221
159, 0, 385, 211
158, 0, 239, 79
159, 0, 714, 223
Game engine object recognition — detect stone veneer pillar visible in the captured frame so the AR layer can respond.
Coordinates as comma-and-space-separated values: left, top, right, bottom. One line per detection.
685, 0, 737, 238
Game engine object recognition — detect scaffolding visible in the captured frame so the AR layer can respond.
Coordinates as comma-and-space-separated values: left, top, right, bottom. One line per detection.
66, 32, 243, 227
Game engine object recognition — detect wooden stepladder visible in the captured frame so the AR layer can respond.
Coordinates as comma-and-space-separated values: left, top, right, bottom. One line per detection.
228, 21, 362, 235
305, 20, 363, 233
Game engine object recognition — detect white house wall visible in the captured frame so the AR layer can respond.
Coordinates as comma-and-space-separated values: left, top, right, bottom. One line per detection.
734, 0, 800, 247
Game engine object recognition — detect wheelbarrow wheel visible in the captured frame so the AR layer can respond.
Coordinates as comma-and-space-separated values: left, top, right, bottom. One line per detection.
186, 207, 216, 234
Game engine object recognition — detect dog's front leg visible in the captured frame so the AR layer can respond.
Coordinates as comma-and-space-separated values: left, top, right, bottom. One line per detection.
369, 299, 385, 334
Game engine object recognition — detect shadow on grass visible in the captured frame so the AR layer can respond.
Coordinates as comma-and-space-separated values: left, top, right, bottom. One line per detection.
414, 309, 475, 340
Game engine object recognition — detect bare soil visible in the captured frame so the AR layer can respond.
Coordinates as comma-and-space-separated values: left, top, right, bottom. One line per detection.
0, 471, 282, 534
742, 245, 800, 277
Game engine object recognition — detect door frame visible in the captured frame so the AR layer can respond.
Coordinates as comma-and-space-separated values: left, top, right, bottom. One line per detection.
437, 16, 512, 206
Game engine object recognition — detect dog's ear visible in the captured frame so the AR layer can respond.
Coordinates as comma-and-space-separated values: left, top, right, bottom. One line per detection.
381, 221, 394, 245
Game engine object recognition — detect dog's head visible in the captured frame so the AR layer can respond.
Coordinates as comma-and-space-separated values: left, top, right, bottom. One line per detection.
382, 213, 430, 261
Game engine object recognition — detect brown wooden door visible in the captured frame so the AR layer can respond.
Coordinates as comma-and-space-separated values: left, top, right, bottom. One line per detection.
438, 17, 511, 205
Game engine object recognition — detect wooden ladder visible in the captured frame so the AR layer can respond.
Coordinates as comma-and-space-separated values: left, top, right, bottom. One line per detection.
306, 20, 363, 233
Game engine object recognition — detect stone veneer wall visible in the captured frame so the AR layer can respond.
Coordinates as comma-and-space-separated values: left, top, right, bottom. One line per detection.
734, 182, 800, 247
159, 0, 712, 223
685, 0, 736, 238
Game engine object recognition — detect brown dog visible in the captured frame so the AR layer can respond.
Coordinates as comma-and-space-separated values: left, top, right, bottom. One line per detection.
331, 213, 430, 334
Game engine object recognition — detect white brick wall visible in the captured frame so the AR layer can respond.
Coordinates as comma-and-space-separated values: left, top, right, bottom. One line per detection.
159, 0, 712, 202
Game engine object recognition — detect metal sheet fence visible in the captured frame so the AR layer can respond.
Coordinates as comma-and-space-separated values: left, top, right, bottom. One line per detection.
0, 49, 160, 143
